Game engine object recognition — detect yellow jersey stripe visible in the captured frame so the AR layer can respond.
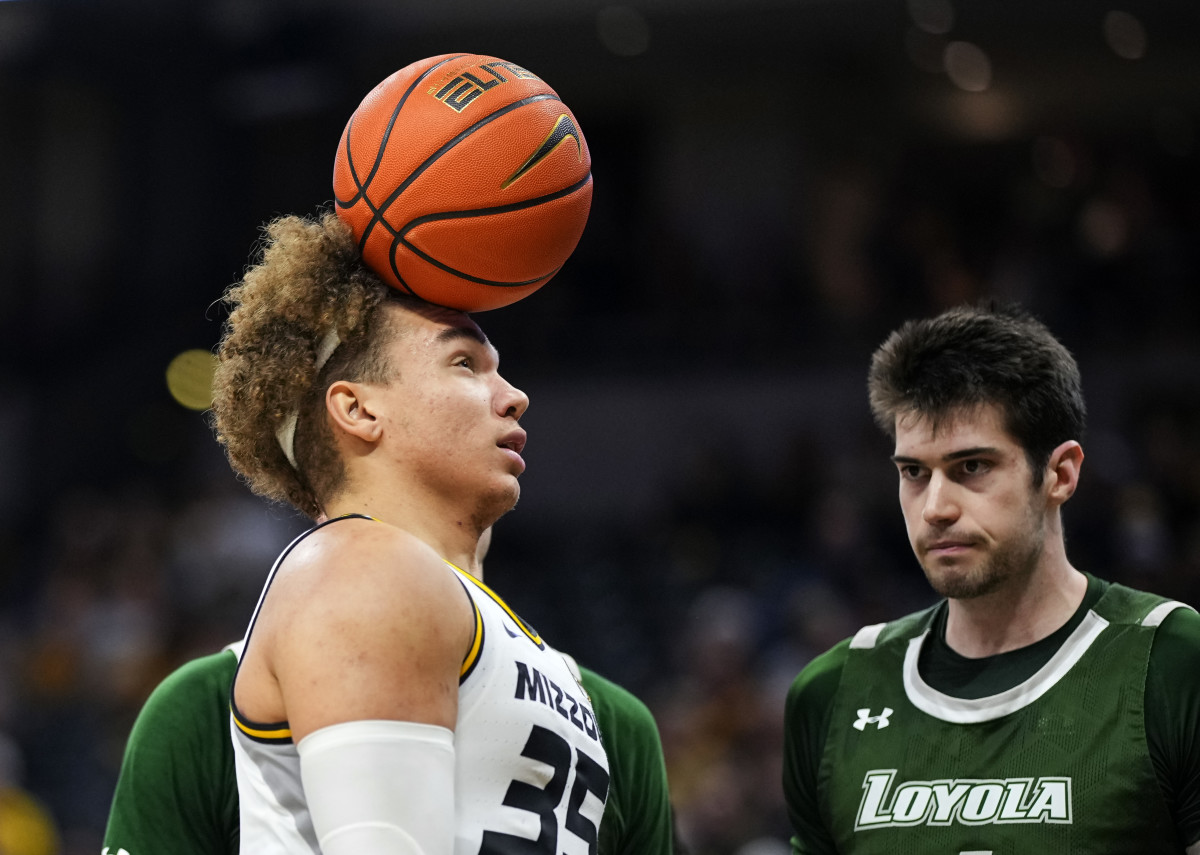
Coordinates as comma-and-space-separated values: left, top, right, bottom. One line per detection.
446, 562, 544, 647
231, 706, 293, 741
460, 593, 484, 678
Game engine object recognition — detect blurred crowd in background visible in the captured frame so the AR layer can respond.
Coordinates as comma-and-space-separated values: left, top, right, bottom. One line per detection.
1, 1, 1198, 853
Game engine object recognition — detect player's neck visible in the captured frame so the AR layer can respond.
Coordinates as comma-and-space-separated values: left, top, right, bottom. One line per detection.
323, 488, 488, 575
944, 551, 1087, 659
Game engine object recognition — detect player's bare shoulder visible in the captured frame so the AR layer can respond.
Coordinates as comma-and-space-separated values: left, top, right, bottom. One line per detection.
275, 517, 474, 640
254, 517, 478, 738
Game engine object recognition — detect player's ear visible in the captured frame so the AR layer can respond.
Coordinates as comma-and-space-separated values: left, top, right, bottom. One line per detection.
1045, 440, 1083, 507
326, 380, 382, 444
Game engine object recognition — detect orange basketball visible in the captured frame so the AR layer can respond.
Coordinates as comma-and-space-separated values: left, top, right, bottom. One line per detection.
332, 54, 592, 312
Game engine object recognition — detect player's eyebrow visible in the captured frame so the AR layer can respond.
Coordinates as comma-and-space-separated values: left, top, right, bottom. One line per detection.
943, 446, 1000, 461
891, 446, 1000, 465
437, 325, 489, 347
436, 324, 501, 361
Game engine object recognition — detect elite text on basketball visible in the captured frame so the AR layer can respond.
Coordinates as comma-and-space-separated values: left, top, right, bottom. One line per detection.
430, 61, 541, 113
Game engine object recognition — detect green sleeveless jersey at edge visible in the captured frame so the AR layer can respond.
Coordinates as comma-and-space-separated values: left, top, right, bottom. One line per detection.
783, 575, 1200, 855
103, 648, 674, 855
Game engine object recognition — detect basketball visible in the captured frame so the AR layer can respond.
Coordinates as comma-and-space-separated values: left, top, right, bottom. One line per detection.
332, 54, 592, 312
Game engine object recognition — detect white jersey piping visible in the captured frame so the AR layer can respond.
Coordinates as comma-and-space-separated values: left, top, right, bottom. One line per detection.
902, 609, 1110, 723
1141, 600, 1194, 627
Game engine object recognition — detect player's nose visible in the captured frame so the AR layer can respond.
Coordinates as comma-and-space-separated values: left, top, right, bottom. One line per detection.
922, 471, 960, 525
498, 376, 529, 420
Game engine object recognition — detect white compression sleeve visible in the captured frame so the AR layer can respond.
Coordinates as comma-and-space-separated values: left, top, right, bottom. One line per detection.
297, 720, 456, 855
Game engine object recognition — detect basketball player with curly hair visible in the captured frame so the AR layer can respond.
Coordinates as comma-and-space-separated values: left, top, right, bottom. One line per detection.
161, 212, 620, 855
102, 528, 677, 855
782, 304, 1200, 854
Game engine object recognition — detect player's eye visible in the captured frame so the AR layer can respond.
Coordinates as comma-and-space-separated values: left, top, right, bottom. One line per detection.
899, 465, 924, 481
959, 459, 990, 477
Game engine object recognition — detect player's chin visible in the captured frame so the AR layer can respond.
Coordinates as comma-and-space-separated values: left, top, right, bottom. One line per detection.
485, 478, 522, 513
924, 563, 998, 600
473, 484, 520, 533
922, 559, 972, 590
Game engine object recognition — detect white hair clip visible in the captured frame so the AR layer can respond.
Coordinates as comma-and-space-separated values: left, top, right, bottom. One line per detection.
275, 328, 342, 470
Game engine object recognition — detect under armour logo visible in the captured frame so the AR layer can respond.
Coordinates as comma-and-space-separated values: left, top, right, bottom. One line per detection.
853, 707, 893, 730
102, 848, 132, 855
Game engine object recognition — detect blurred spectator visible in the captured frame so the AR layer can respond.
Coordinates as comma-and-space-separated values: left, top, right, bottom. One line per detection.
0, 732, 60, 855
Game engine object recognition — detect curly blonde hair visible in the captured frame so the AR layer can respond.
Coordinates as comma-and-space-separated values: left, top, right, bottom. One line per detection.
211, 212, 399, 519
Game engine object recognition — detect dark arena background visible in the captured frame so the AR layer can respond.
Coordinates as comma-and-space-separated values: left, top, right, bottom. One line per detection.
1, 1, 1198, 852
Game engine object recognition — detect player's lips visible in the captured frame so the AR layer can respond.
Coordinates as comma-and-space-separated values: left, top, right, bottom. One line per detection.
923, 539, 976, 556
498, 429, 526, 454
498, 429, 527, 471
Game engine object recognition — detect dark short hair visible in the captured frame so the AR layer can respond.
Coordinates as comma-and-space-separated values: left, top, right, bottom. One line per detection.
868, 303, 1085, 483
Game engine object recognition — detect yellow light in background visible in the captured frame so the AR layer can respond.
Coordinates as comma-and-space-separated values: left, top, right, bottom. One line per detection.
166, 349, 217, 411
0, 785, 60, 855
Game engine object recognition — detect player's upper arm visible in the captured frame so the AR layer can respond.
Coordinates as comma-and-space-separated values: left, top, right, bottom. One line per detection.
784, 639, 852, 855
1146, 605, 1200, 850
265, 519, 476, 742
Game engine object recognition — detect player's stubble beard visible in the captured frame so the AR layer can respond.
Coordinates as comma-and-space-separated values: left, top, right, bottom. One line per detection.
468, 478, 521, 539
920, 489, 1047, 601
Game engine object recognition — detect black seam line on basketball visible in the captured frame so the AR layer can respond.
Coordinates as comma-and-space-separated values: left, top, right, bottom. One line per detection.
335, 55, 467, 211
400, 252, 560, 290
360, 92, 562, 243
337, 114, 364, 207
358, 93, 563, 251
401, 171, 592, 231
371, 157, 588, 247
391, 172, 591, 289
389, 222, 563, 291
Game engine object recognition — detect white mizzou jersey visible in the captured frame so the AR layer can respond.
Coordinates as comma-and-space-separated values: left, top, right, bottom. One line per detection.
230, 519, 610, 855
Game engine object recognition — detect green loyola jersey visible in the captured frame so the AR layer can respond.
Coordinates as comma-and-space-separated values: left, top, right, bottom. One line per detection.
816, 583, 1188, 855
104, 647, 674, 855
